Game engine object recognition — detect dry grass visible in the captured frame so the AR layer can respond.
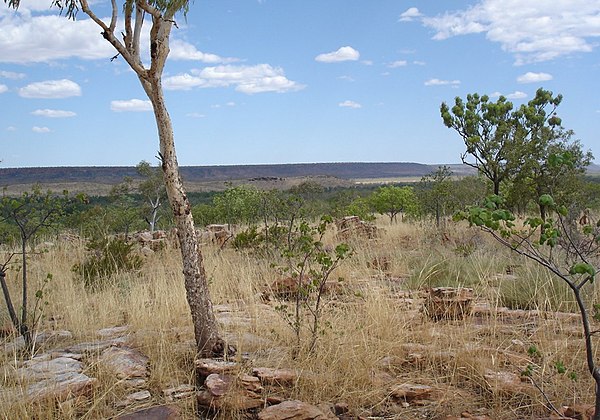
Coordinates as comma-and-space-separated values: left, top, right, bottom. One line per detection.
1, 219, 599, 419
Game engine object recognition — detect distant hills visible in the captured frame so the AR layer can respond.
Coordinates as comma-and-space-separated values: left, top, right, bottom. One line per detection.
0, 162, 440, 185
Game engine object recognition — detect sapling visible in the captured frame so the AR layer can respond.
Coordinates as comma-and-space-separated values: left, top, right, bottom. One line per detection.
455, 191, 600, 418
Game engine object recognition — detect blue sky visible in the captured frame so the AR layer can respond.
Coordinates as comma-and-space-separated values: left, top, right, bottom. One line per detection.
0, 0, 599, 168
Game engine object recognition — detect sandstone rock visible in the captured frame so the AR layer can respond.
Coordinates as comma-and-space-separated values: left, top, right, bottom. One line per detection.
195, 358, 238, 378
116, 390, 151, 408
3, 330, 73, 354
137, 231, 153, 243
140, 246, 155, 257
163, 384, 195, 401
551, 404, 595, 420
252, 367, 297, 385
16, 356, 84, 381
258, 400, 329, 420
115, 404, 181, 420
423, 287, 473, 320
197, 373, 263, 410
98, 326, 130, 338
336, 216, 378, 240
390, 383, 433, 402
98, 345, 149, 379
66, 336, 130, 354
483, 370, 530, 396
269, 277, 300, 300
26, 371, 97, 402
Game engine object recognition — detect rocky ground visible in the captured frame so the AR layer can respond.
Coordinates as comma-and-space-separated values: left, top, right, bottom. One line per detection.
1, 286, 595, 420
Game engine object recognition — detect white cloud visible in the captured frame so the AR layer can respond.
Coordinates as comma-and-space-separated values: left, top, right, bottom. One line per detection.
32, 126, 51, 133
421, 0, 600, 64
517, 72, 553, 83
6, 126, 17, 131
338, 75, 355, 82
399, 7, 423, 22
169, 39, 237, 63
490, 91, 528, 99
163, 64, 304, 94
315, 46, 360, 63
0, 70, 25, 79
339, 100, 362, 109
0, 84, 7, 94
19, 79, 81, 98
361, 60, 374, 66
424, 78, 461, 86
110, 99, 153, 112
31, 109, 76, 118
186, 112, 206, 118
413, 60, 426, 66
0, 14, 117, 63
388, 60, 408, 68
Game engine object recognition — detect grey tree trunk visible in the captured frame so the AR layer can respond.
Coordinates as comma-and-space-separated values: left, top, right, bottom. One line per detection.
73, 0, 233, 357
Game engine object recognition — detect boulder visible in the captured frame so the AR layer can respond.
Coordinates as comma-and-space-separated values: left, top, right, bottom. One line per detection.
423, 287, 473, 320
26, 371, 97, 402
196, 373, 263, 410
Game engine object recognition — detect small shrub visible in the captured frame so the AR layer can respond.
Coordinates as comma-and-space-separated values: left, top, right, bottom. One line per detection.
72, 237, 143, 290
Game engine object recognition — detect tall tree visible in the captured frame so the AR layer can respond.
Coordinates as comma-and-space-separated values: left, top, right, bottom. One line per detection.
441, 89, 564, 196
4, 0, 229, 356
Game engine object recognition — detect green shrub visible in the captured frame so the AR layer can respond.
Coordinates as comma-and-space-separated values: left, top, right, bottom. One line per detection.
73, 237, 143, 290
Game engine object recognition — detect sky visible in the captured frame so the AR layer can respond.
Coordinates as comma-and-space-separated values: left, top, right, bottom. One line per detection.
0, 0, 599, 168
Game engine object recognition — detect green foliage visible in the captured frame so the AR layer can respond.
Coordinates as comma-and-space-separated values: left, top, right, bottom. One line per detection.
370, 185, 418, 223
73, 237, 143, 290
274, 215, 352, 356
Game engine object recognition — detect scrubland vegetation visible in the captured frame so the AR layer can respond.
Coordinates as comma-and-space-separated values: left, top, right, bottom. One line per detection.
1, 171, 600, 418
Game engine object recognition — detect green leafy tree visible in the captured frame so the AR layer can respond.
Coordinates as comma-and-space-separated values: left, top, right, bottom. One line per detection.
418, 166, 454, 228
3, 0, 230, 356
441, 89, 563, 195
0, 188, 70, 352
213, 185, 262, 227
370, 185, 418, 223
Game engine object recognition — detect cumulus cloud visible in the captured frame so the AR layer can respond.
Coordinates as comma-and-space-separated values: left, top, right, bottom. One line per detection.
399, 7, 423, 22
315, 46, 360, 63
0, 70, 25, 79
424, 78, 461, 86
110, 99, 153, 112
421, 0, 600, 64
0, 84, 7, 94
19, 79, 81, 98
0, 14, 117, 63
517, 72, 553, 83
0, 10, 228, 65
32, 126, 51, 133
163, 64, 304, 94
339, 100, 362, 109
31, 109, 76, 118
169, 39, 237, 63
490, 91, 528, 99
388, 60, 408, 68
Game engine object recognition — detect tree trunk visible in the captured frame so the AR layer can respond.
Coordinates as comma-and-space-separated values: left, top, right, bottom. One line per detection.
145, 77, 230, 357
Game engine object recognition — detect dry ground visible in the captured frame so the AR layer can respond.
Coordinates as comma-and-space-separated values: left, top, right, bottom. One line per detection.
0, 219, 598, 419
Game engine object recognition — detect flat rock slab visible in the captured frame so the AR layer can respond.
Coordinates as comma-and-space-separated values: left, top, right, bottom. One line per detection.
115, 404, 181, 420
26, 371, 97, 402
195, 358, 238, 377
252, 367, 297, 385
16, 356, 83, 381
99, 345, 149, 379
258, 400, 331, 420
390, 383, 434, 402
